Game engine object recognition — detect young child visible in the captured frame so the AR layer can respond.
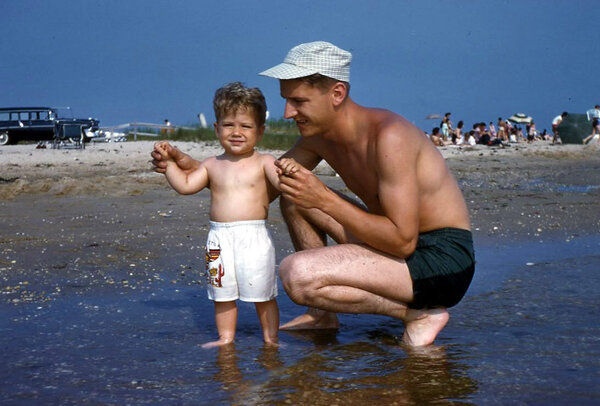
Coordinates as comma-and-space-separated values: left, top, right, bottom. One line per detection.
153, 82, 284, 348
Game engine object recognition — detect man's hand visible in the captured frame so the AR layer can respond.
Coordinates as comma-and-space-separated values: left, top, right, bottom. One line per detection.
275, 159, 331, 210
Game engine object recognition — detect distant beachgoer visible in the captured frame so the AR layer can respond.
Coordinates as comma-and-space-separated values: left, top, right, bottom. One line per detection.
527, 122, 537, 143
454, 120, 464, 144
477, 123, 491, 145
497, 117, 508, 142
440, 112, 452, 141
509, 128, 518, 143
489, 122, 497, 139
582, 118, 600, 145
552, 112, 568, 144
430, 126, 446, 146
467, 130, 476, 145
516, 127, 524, 142
152, 41, 475, 347
153, 82, 284, 348
587, 105, 600, 121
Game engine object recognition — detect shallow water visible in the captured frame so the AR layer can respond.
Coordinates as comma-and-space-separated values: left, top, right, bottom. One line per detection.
1, 231, 599, 405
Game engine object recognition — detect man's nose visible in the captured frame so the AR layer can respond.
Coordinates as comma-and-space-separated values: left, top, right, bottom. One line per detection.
283, 102, 296, 119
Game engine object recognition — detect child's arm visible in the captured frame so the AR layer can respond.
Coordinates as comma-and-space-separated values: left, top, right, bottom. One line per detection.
263, 154, 282, 191
155, 142, 209, 194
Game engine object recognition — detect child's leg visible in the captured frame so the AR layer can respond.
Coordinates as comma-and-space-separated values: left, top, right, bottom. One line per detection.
255, 299, 279, 345
202, 300, 237, 348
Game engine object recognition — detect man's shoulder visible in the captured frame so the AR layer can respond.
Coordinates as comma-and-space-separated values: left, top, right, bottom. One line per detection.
372, 109, 423, 141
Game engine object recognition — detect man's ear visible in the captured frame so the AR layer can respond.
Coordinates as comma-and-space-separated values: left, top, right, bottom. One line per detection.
331, 82, 347, 107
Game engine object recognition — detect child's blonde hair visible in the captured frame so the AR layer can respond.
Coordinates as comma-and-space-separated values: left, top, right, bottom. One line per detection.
213, 82, 267, 127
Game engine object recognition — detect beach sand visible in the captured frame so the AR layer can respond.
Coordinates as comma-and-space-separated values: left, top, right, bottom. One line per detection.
1, 140, 599, 404
1, 140, 599, 238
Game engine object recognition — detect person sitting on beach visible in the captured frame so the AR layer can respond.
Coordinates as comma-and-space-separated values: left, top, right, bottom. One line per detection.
153, 82, 288, 348
488, 121, 496, 139
582, 118, 600, 145
527, 122, 537, 143
429, 126, 447, 147
152, 41, 475, 347
466, 130, 477, 146
497, 117, 508, 142
454, 120, 465, 144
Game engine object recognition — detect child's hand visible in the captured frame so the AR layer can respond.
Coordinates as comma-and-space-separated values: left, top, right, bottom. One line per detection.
153, 141, 175, 162
275, 158, 300, 176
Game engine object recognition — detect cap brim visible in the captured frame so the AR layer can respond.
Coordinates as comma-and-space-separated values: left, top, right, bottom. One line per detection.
259, 63, 318, 79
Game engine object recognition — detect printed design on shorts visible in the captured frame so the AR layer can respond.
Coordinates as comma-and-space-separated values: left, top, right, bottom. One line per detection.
205, 244, 224, 288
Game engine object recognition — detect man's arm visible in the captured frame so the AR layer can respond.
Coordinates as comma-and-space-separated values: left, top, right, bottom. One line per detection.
278, 126, 421, 258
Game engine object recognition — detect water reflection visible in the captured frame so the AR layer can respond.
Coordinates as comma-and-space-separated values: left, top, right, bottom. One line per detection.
210, 331, 477, 405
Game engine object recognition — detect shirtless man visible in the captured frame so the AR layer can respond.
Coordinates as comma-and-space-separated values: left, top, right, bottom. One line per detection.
152, 41, 475, 347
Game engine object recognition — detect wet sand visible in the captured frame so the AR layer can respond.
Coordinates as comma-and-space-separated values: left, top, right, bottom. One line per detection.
1, 140, 599, 404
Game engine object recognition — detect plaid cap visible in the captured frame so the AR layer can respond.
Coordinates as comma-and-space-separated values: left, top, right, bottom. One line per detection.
259, 41, 351, 82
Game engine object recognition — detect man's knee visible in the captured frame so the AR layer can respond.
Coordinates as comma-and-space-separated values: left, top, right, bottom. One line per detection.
279, 253, 315, 304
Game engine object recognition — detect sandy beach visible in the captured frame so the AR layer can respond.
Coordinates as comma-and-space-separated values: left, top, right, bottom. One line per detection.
1, 140, 599, 237
1, 140, 599, 404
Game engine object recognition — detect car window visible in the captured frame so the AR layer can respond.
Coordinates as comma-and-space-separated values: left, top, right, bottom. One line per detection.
19, 112, 30, 121
0, 112, 9, 121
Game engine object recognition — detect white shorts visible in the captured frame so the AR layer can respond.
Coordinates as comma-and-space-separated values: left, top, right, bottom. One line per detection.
205, 220, 277, 302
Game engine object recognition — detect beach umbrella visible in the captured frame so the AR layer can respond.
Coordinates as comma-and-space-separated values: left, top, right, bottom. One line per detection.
508, 113, 533, 124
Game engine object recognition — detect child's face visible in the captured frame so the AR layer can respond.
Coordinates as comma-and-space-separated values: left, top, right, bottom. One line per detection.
214, 109, 264, 156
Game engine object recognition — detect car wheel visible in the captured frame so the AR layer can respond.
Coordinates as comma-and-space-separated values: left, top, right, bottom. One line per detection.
0, 131, 9, 145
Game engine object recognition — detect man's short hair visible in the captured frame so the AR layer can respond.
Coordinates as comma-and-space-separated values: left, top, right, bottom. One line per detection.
295, 73, 351, 94
213, 82, 267, 127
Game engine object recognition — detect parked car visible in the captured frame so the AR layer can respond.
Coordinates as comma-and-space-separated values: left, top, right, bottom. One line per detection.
0, 107, 100, 145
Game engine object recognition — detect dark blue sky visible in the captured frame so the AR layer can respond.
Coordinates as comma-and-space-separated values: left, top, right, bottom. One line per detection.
2, 0, 598, 132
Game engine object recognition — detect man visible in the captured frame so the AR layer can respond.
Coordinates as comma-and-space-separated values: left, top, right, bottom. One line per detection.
551, 112, 568, 144
152, 41, 475, 347
586, 105, 600, 121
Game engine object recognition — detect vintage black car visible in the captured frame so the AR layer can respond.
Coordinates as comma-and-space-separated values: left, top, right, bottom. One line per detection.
0, 107, 100, 145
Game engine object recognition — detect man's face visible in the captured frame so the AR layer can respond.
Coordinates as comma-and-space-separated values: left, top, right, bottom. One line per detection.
214, 109, 264, 156
279, 79, 332, 137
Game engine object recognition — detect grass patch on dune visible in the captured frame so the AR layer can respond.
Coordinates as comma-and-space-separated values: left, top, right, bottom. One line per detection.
128, 119, 300, 151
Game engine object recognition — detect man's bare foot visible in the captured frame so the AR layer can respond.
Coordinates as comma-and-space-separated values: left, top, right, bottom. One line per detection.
401, 308, 449, 347
201, 338, 234, 349
279, 308, 339, 330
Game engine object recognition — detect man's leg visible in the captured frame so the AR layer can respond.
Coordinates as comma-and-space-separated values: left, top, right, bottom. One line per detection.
279, 195, 350, 330
279, 243, 449, 347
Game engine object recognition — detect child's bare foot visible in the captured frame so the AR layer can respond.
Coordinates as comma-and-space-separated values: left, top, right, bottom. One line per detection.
201, 338, 234, 349
401, 308, 449, 347
280, 308, 339, 330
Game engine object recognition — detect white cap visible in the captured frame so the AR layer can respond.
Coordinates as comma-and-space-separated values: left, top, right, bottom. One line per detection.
259, 41, 351, 82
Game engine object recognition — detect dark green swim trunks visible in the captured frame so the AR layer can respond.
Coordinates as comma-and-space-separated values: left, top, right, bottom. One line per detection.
406, 227, 475, 309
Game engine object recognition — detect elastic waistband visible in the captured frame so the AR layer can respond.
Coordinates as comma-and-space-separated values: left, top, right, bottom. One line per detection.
419, 227, 472, 238
209, 219, 267, 229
